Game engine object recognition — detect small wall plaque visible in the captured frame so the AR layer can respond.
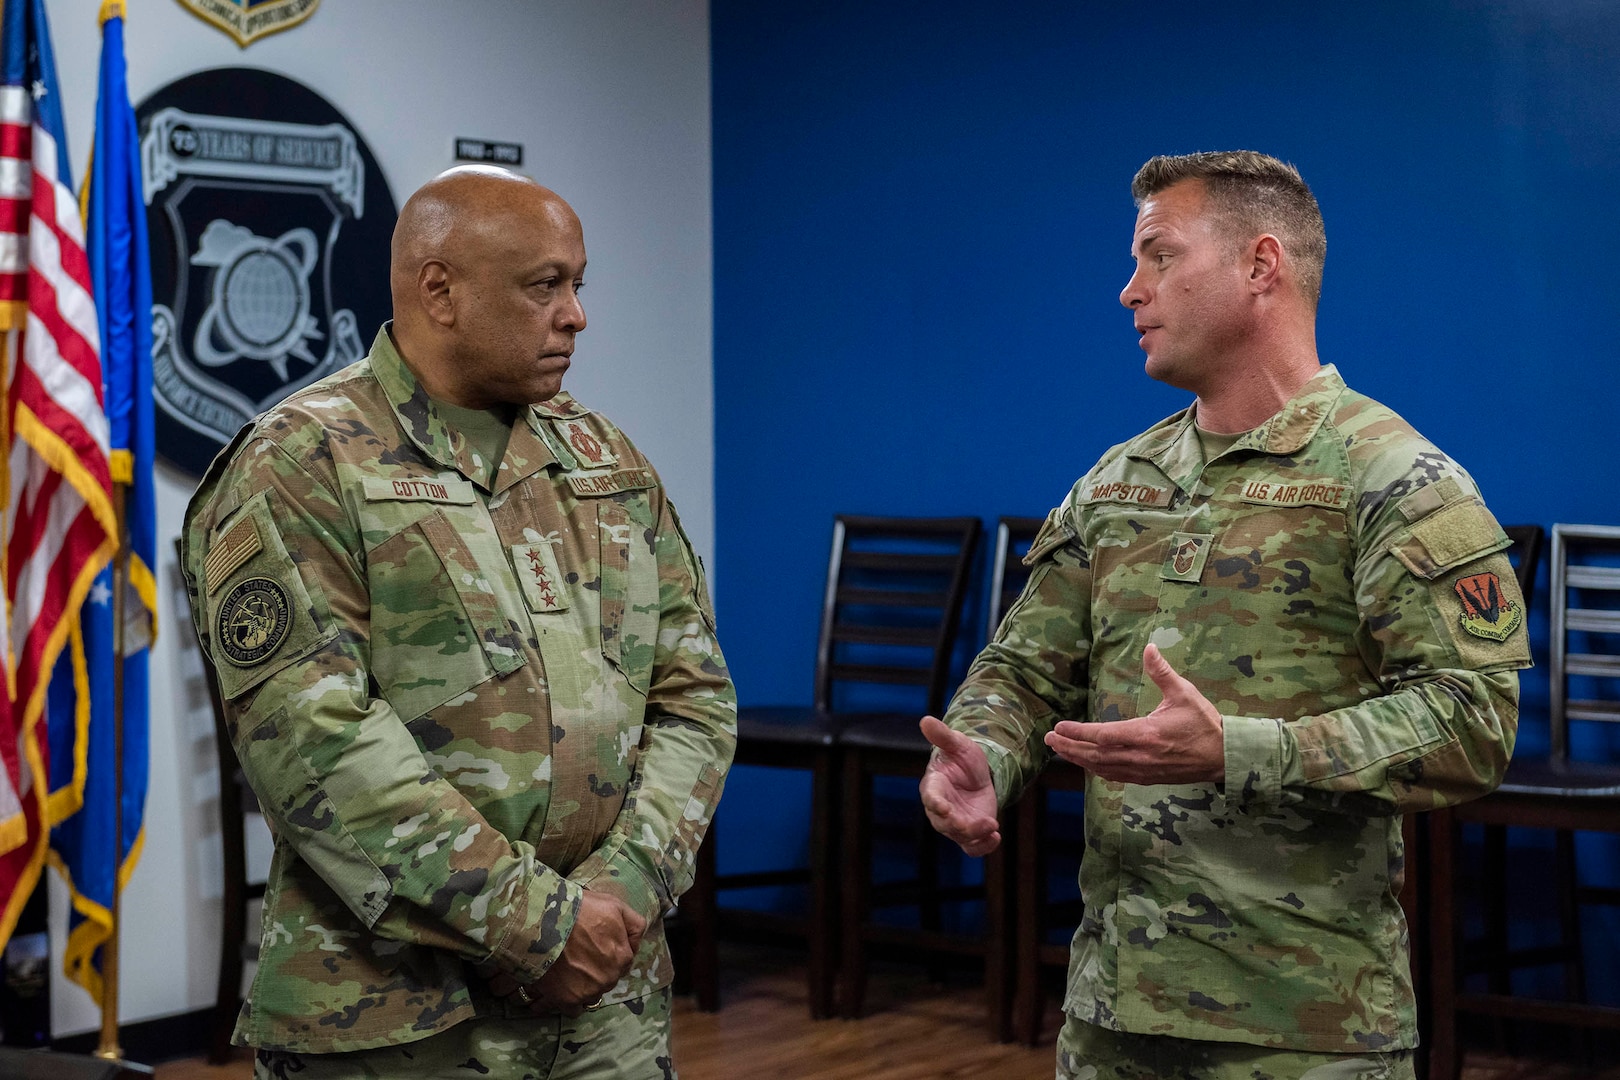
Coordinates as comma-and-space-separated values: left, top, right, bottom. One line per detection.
454, 138, 524, 167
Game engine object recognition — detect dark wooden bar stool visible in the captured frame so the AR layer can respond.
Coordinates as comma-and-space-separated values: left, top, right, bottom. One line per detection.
829, 518, 1001, 1029
686, 515, 979, 1019
1428, 523, 1620, 1079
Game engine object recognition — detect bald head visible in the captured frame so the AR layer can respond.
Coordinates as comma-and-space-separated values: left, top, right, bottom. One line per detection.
390, 167, 579, 313
389, 166, 588, 408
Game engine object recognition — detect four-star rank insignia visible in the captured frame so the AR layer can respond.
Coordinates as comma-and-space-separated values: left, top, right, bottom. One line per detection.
512, 542, 569, 614
1454, 571, 1523, 642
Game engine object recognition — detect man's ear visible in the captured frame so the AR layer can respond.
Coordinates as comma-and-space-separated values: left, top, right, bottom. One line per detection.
419, 260, 454, 327
1249, 234, 1282, 294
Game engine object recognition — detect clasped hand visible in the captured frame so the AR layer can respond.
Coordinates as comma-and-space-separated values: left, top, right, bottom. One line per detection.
486, 889, 646, 1016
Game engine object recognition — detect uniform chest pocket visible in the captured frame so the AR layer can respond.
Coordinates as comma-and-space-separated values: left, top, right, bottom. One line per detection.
1210, 502, 1351, 598
596, 497, 658, 697
1082, 513, 1174, 618
366, 505, 527, 722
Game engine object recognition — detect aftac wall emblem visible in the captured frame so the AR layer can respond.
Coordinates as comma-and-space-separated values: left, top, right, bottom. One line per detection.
137, 69, 396, 477
177, 0, 320, 48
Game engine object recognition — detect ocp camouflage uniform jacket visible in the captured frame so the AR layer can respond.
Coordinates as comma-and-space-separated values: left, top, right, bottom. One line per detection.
945, 365, 1528, 1053
180, 328, 737, 1053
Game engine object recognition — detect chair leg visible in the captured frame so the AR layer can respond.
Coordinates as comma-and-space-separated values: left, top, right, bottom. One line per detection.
687, 826, 720, 1012
837, 752, 871, 1019
1551, 828, 1597, 1066
1478, 822, 1516, 1056
212, 819, 248, 1064
808, 747, 838, 1020
210, 914, 243, 1065
983, 812, 1014, 1043
1014, 785, 1046, 1046
1553, 829, 1586, 1001
917, 814, 947, 984
1480, 824, 1509, 995
1426, 807, 1460, 1080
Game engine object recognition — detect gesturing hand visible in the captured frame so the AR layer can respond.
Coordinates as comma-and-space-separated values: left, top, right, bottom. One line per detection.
918, 716, 1001, 857
1044, 643, 1225, 785
487, 889, 646, 1016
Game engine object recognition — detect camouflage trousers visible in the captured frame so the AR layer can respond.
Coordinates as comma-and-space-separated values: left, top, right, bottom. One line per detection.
1056, 1015, 1415, 1080
254, 989, 675, 1080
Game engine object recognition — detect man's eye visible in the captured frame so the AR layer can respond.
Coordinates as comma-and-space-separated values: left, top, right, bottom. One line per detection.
574, 280, 586, 293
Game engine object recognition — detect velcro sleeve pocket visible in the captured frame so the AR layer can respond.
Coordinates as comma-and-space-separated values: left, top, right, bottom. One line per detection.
598, 497, 658, 695
1388, 496, 1510, 580
204, 491, 338, 700
665, 760, 724, 897
666, 498, 717, 634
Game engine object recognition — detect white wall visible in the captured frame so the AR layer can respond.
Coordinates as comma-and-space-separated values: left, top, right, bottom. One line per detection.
42, 0, 713, 1038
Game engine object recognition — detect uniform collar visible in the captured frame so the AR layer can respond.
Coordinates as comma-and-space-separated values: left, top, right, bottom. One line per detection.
1133, 363, 1347, 475
368, 324, 567, 493
1246, 363, 1345, 456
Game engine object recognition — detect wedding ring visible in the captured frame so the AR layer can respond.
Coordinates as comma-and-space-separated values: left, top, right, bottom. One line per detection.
585, 997, 605, 1010
514, 985, 533, 1006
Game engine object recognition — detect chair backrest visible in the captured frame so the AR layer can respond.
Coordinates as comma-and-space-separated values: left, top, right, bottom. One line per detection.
1549, 523, 1620, 761
1502, 524, 1544, 611
986, 516, 1045, 643
812, 515, 980, 716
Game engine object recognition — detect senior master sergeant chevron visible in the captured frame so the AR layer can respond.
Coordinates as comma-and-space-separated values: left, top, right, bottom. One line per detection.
181, 166, 736, 1079
920, 151, 1529, 1080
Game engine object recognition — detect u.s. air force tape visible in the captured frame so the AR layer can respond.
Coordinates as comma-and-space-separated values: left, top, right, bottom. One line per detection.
216, 576, 293, 666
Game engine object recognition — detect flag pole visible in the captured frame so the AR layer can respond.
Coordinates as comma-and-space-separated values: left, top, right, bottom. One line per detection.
94, 472, 127, 1061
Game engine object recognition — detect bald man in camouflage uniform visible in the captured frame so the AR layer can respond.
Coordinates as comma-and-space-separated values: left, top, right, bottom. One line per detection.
182, 167, 735, 1079
922, 152, 1528, 1080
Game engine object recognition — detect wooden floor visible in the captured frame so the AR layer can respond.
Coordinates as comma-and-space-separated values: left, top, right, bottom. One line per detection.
153, 942, 1620, 1079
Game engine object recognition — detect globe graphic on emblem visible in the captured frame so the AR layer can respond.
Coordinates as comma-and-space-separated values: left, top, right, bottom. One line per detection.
222, 249, 302, 349
191, 223, 322, 369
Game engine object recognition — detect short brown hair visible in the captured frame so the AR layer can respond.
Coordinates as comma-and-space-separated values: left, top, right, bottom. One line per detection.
1132, 151, 1326, 309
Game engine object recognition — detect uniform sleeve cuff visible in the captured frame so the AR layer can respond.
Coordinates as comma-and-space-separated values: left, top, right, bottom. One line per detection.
1221, 714, 1285, 811
569, 834, 666, 922
489, 871, 582, 981
968, 737, 1014, 808
926, 737, 1011, 809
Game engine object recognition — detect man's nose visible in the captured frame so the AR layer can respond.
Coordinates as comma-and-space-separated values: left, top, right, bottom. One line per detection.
1120, 266, 1147, 309
558, 290, 586, 332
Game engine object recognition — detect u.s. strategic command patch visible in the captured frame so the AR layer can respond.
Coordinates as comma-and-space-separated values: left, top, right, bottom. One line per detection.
1454, 571, 1523, 642
217, 577, 294, 666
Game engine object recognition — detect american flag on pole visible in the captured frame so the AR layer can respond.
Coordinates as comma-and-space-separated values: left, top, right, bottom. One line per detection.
0, 0, 116, 948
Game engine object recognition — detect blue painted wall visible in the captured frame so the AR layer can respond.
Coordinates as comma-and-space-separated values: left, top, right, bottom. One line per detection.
710, 0, 1620, 990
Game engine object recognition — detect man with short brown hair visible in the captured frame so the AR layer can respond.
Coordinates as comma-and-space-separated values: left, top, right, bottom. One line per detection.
922, 151, 1526, 1079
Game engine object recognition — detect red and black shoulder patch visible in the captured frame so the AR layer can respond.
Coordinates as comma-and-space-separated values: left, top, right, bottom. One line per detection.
1453, 572, 1523, 642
